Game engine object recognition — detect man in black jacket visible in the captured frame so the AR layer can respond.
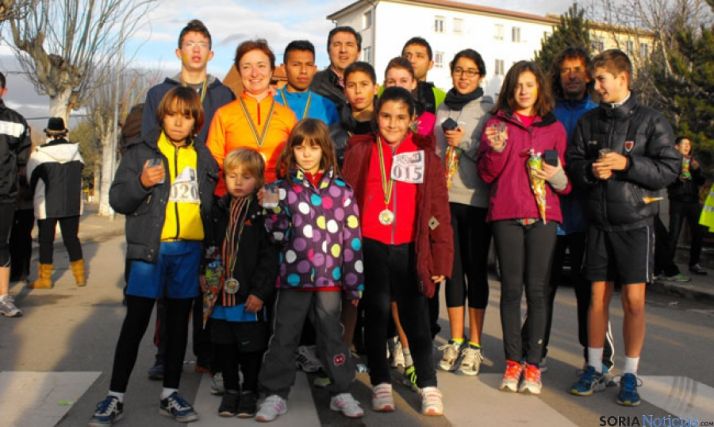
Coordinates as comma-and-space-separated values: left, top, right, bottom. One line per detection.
0, 72, 31, 318
309, 26, 361, 113
567, 50, 680, 406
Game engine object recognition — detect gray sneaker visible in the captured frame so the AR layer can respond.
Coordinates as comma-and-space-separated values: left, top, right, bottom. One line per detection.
0, 295, 22, 318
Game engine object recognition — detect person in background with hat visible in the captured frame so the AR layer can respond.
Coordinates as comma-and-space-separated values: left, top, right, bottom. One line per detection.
27, 117, 85, 288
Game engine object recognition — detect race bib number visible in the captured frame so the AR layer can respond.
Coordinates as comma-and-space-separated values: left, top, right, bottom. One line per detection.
391, 150, 425, 184
169, 167, 200, 204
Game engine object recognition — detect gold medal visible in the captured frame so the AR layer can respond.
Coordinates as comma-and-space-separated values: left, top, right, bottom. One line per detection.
224, 278, 240, 294
379, 209, 395, 225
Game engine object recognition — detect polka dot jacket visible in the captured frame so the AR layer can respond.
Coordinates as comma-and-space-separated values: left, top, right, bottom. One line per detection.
265, 168, 364, 301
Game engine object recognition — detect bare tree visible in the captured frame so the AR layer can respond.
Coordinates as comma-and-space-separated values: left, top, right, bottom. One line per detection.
89, 67, 154, 216
0, 0, 34, 23
6, 0, 155, 122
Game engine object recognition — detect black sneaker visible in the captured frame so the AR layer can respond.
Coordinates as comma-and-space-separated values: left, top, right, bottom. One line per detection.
218, 392, 239, 417
689, 264, 708, 276
88, 395, 123, 426
159, 392, 199, 422
237, 391, 257, 418
147, 361, 164, 381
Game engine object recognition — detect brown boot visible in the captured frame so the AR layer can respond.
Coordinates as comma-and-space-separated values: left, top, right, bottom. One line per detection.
70, 259, 86, 287
31, 264, 53, 289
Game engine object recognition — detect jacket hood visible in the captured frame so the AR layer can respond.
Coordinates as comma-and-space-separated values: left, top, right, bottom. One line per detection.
35, 139, 83, 164
166, 74, 220, 88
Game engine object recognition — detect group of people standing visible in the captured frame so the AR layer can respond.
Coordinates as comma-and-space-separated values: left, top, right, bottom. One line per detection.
0, 17, 692, 427
1, 74, 86, 319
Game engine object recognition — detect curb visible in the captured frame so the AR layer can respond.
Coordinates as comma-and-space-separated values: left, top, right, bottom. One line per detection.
649, 279, 714, 303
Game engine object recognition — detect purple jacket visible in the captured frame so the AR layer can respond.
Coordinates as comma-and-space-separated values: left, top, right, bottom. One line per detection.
477, 111, 571, 223
265, 168, 364, 300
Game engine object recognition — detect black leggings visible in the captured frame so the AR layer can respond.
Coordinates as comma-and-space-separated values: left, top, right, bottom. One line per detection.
110, 295, 192, 393
669, 201, 705, 268
0, 203, 14, 267
216, 345, 262, 393
37, 216, 83, 264
445, 204, 492, 309
363, 239, 436, 388
10, 209, 34, 279
492, 220, 556, 365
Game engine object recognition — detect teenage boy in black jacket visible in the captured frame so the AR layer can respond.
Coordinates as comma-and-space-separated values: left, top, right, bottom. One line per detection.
567, 49, 680, 406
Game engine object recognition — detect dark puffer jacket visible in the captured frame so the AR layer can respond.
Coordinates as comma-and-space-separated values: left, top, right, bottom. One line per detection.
109, 129, 218, 263
0, 100, 31, 204
567, 94, 680, 231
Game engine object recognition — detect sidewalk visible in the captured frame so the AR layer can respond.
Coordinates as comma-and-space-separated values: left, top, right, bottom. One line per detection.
40, 204, 713, 301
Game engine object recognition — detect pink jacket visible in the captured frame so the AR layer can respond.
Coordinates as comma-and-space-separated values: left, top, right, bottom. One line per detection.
477, 111, 571, 223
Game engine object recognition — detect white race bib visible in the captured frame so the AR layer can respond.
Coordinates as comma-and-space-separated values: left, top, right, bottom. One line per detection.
391, 150, 425, 184
169, 167, 200, 204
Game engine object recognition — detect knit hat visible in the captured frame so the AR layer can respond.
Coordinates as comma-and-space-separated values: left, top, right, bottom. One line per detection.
44, 117, 68, 136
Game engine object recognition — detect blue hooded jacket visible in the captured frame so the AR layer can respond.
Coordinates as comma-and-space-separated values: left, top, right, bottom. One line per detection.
554, 95, 598, 235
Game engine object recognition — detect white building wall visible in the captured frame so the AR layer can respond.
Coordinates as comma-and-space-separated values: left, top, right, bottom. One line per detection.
333, 1, 554, 99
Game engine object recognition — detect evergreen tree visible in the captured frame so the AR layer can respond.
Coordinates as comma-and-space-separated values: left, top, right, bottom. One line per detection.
534, 3, 591, 72
644, 5, 714, 173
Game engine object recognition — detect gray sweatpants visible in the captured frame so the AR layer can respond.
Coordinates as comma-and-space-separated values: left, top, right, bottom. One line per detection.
259, 290, 354, 398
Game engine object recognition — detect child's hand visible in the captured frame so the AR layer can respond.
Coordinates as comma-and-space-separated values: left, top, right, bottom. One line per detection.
350, 299, 360, 307
444, 128, 464, 147
257, 187, 266, 205
431, 275, 445, 284
140, 160, 165, 188
244, 294, 264, 312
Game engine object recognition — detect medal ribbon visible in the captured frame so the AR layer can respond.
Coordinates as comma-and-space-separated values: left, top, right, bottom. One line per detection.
238, 96, 276, 147
279, 89, 312, 121
376, 136, 394, 211
221, 197, 251, 306
180, 78, 208, 104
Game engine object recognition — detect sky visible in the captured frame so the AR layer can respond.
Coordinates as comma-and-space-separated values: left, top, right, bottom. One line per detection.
0, 0, 574, 126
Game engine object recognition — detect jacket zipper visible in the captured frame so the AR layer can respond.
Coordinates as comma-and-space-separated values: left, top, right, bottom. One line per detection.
173, 146, 181, 239
603, 119, 616, 225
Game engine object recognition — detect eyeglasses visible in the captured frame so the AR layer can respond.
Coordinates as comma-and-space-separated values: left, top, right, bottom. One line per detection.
452, 67, 480, 77
183, 41, 209, 49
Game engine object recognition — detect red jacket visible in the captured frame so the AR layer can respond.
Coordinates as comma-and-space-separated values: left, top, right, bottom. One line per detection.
477, 111, 571, 223
343, 132, 453, 298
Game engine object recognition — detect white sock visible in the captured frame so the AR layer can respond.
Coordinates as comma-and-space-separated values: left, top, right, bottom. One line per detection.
161, 388, 177, 400
588, 348, 604, 373
623, 357, 639, 375
108, 391, 124, 403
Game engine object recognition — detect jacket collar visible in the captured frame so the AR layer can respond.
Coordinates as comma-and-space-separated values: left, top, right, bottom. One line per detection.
291, 167, 335, 190
600, 92, 638, 119
496, 110, 558, 128
557, 94, 593, 110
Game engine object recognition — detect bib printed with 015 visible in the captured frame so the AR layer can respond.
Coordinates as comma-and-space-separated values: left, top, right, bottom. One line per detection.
169, 167, 200, 204
391, 150, 425, 184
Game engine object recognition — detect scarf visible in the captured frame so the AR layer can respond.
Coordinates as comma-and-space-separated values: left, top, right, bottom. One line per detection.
444, 87, 483, 111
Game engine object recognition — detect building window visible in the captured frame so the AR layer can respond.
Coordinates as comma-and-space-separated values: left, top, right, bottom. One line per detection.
363, 46, 372, 64
639, 42, 649, 58
512, 27, 521, 43
625, 40, 634, 55
494, 24, 504, 40
435, 51, 444, 68
363, 10, 372, 30
453, 18, 463, 33
591, 38, 604, 52
434, 16, 444, 33
495, 59, 505, 76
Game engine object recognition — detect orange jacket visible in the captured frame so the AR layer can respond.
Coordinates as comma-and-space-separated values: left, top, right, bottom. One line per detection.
206, 92, 297, 195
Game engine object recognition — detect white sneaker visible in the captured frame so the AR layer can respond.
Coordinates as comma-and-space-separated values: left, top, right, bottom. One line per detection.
388, 337, 405, 368
0, 295, 22, 318
329, 393, 364, 418
458, 346, 483, 376
255, 395, 287, 422
420, 386, 443, 416
295, 345, 322, 373
210, 372, 224, 395
371, 383, 395, 412
438, 340, 462, 371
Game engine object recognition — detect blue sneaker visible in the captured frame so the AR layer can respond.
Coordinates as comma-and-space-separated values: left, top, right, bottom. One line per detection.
159, 392, 199, 422
617, 373, 641, 406
88, 395, 123, 426
570, 365, 606, 396
602, 364, 617, 387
